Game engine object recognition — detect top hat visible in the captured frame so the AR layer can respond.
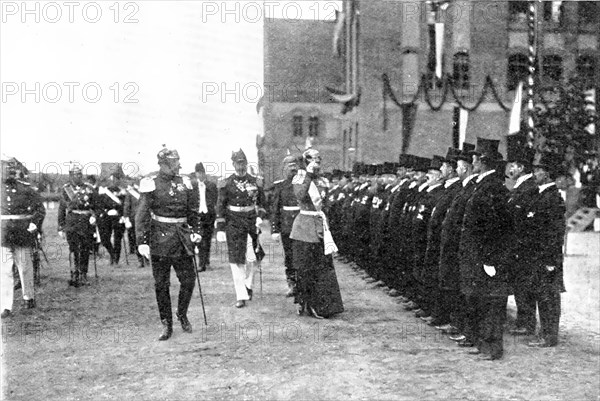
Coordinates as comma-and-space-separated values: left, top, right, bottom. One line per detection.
414, 156, 431, 172
533, 152, 565, 178
430, 155, 445, 170
506, 134, 535, 166
398, 154, 411, 167
383, 162, 396, 175
475, 137, 503, 161
366, 164, 378, 176
195, 162, 205, 174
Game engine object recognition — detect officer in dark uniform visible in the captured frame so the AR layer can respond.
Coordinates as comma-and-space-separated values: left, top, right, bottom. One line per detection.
526, 152, 566, 348
135, 146, 201, 341
270, 154, 301, 297
215, 149, 267, 308
192, 162, 218, 272
97, 178, 127, 265
58, 165, 100, 287
505, 134, 538, 335
1, 157, 46, 317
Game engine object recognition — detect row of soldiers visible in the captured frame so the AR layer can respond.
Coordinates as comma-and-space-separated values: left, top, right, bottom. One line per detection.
323, 137, 566, 360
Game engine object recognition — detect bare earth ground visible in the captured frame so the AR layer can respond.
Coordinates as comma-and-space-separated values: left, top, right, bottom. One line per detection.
1, 207, 599, 401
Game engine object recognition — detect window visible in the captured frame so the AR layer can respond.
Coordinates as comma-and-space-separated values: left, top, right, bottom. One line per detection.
577, 55, 596, 84
509, 1, 528, 24
507, 54, 529, 91
543, 1, 563, 24
308, 116, 319, 137
453, 52, 470, 90
543, 55, 563, 82
292, 115, 303, 137
579, 2, 598, 27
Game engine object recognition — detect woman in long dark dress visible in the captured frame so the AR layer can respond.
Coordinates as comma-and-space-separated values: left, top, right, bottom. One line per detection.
290, 149, 344, 318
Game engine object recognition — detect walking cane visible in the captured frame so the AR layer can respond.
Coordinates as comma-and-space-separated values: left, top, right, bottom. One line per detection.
122, 230, 129, 266
192, 246, 208, 325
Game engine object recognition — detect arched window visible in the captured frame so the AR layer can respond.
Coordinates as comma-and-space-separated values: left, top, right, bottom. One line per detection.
292, 115, 303, 137
507, 53, 529, 91
453, 52, 470, 90
308, 116, 320, 137
543, 55, 563, 82
577, 55, 596, 84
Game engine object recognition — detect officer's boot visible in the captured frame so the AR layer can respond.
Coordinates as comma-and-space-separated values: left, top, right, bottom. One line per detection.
158, 319, 173, 341
176, 311, 192, 333
69, 271, 80, 288
80, 271, 90, 286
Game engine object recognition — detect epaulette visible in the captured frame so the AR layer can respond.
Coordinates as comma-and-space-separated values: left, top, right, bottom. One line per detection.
139, 176, 156, 193
292, 170, 306, 185
181, 175, 193, 190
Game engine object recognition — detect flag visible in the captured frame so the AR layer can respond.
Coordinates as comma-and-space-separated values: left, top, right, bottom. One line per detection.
453, 107, 469, 149
509, 81, 523, 135
332, 10, 346, 58
435, 23, 444, 79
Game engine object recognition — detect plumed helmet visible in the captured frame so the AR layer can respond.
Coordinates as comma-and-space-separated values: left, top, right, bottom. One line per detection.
157, 145, 180, 162
231, 149, 247, 163
302, 148, 321, 165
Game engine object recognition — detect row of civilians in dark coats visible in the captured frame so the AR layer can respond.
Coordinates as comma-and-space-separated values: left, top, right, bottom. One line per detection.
324, 137, 566, 361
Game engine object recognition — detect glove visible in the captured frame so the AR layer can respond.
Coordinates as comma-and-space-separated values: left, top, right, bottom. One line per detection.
190, 233, 202, 243
546, 265, 556, 272
271, 233, 281, 242
89, 216, 96, 225
483, 265, 496, 277
255, 217, 263, 228
216, 231, 226, 242
138, 245, 150, 259
107, 209, 118, 216
124, 217, 133, 229
27, 223, 37, 232
58, 230, 64, 239
306, 161, 318, 173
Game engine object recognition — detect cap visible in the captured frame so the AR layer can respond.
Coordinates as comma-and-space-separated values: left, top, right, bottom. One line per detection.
195, 162, 205, 174
231, 149, 247, 163
157, 145, 180, 162
475, 137, 503, 161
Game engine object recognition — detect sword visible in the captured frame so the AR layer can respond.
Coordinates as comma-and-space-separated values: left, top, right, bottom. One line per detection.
192, 246, 208, 325
122, 229, 129, 266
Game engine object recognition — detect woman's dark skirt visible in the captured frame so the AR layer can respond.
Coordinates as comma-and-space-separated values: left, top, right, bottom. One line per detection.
293, 239, 344, 318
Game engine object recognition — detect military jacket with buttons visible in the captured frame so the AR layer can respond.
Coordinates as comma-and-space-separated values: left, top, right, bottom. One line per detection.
98, 185, 127, 218
270, 177, 299, 236
58, 182, 99, 235
216, 173, 267, 231
1, 179, 46, 247
135, 172, 199, 257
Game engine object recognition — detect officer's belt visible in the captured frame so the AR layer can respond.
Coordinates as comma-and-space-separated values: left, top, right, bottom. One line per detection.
283, 206, 300, 211
151, 213, 187, 223
228, 205, 255, 212
1, 214, 33, 220
300, 210, 321, 216
70, 210, 92, 215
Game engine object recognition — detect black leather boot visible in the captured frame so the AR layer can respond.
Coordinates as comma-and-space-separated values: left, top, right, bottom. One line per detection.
176, 312, 192, 333
158, 319, 173, 341
68, 271, 80, 287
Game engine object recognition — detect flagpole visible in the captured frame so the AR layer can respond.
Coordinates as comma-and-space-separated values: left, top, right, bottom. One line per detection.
525, 0, 537, 147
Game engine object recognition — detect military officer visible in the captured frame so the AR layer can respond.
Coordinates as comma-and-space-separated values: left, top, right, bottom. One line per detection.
58, 165, 100, 287
135, 146, 201, 341
97, 177, 127, 265
270, 154, 301, 297
215, 149, 267, 308
192, 162, 218, 272
1, 157, 46, 317
526, 152, 567, 348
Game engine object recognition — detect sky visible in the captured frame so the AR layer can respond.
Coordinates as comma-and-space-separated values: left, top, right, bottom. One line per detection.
1, 1, 338, 177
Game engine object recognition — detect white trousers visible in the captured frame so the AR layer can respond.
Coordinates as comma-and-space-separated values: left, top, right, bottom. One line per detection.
1, 246, 34, 312
229, 235, 257, 301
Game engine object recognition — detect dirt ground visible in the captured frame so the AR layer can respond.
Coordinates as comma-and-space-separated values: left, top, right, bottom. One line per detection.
2, 207, 599, 401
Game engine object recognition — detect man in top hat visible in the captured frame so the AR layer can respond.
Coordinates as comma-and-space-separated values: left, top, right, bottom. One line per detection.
58, 164, 100, 287
524, 152, 566, 347
192, 162, 218, 272
135, 146, 201, 340
505, 134, 539, 336
1, 157, 46, 317
215, 149, 267, 308
458, 138, 513, 360
270, 154, 301, 297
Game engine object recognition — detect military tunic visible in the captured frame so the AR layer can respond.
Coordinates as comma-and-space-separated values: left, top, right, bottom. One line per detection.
270, 177, 300, 282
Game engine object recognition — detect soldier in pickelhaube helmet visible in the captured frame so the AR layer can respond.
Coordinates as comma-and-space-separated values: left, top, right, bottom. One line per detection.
135, 145, 201, 341
58, 163, 100, 287
1, 157, 46, 318
215, 149, 267, 308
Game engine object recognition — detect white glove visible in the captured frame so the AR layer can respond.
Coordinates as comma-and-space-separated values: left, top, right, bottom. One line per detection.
306, 161, 318, 173
190, 233, 202, 243
107, 209, 118, 216
546, 265, 556, 272
58, 230, 64, 239
271, 233, 281, 242
124, 217, 133, 229
216, 231, 227, 242
255, 217, 263, 228
27, 223, 37, 232
89, 216, 96, 225
138, 245, 150, 259
483, 265, 496, 277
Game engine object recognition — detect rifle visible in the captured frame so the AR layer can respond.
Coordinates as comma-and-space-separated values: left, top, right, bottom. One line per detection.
192, 246, 208, 325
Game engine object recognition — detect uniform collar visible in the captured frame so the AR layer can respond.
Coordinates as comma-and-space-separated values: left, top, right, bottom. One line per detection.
476, 169, 496, 183
513, 173, 533, 189
463, 173, 478, 187
444, 177, 460, 188
539, 182, 556, 193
